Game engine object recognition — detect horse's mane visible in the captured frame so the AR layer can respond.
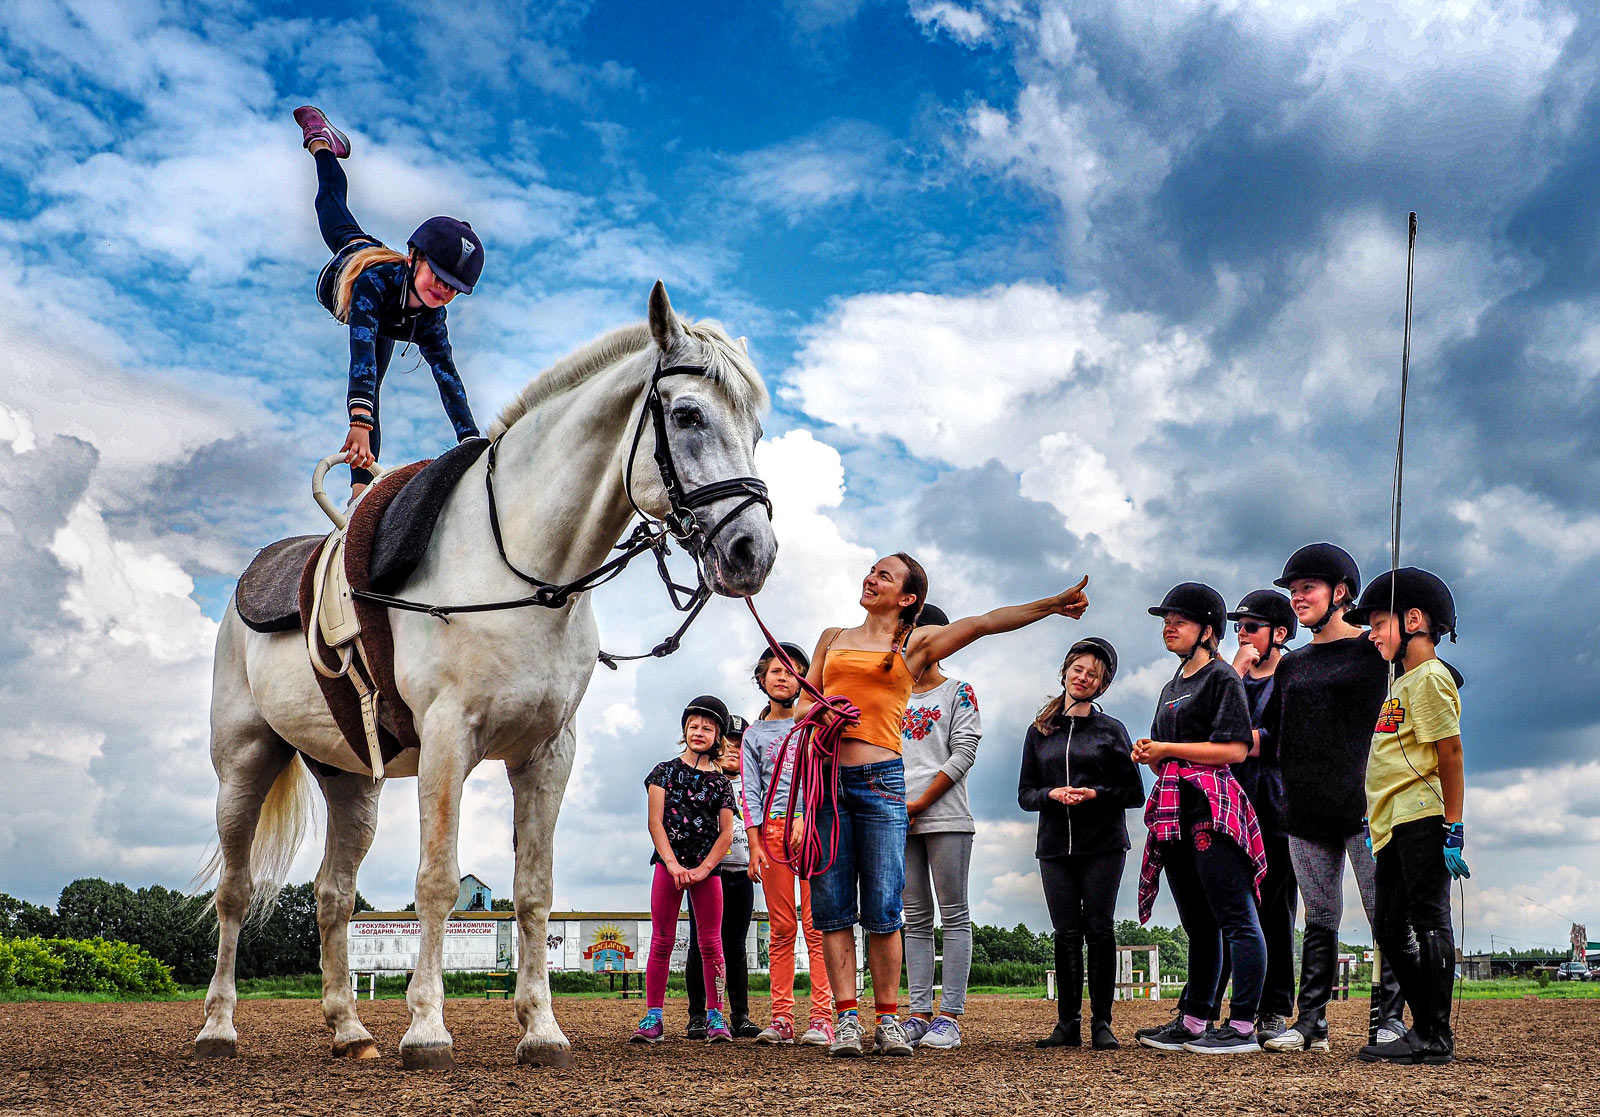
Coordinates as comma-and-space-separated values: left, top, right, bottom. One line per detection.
490, 319, 769, 438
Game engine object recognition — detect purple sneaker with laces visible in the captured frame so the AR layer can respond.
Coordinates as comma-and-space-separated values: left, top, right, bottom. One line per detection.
920, 1016, 962, 1050
629, 1009, 664, 1044
293, 105, 351, 158
705, 1009, 733, 1043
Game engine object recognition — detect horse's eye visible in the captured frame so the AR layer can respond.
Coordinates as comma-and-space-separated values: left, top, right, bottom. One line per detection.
672, 404, 705, 429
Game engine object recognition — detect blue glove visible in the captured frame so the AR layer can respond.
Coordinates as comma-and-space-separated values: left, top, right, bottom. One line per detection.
1443, 822, 1470, 879
1362, 818, 1372, 853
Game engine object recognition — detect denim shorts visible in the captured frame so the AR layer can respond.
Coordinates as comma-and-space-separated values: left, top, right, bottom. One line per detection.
810, 760, 909, 934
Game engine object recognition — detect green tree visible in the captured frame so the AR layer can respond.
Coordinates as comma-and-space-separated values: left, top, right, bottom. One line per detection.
491, 898, 515, 912
55, 878, 139, 941
0, 893, 59, 938
1115, 919, 1189, 981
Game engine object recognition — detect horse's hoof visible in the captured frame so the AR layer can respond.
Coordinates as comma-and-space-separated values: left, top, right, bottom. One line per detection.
400, 1043, 456, 1071
332, 1039, 380, 1060
516, 1040, 574, 1068
194, 1037, 237, 1059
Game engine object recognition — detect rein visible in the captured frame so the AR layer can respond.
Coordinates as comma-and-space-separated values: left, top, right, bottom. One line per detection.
745, 598, 861, 879
352, 357, 771, 667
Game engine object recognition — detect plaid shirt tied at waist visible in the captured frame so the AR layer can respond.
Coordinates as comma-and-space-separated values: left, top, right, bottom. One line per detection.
1137, 761, 1268, 923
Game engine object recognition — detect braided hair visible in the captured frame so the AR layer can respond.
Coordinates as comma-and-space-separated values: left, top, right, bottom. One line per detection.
879, 551, 928, 671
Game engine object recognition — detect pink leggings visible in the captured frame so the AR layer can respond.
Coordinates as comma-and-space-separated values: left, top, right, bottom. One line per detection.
647, 863, 725, 1011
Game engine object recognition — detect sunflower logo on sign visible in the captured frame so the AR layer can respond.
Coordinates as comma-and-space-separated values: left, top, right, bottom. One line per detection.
583, 922, 634, 971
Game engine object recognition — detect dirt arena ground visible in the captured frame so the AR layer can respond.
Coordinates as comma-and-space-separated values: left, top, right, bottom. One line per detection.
0, 994, 1591, 1116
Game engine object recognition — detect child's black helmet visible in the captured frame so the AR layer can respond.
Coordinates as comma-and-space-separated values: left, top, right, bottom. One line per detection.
1345, 568, 1457, 640
1274, 542, 1361, 599
1066, 637, 1118, 690
916, 603, 950, 626
409, 216, 484, 293
1228, 589, 1299, 642
681, 695, 730, 738
756, 641, 811, 676
1148, 582, 1227, 641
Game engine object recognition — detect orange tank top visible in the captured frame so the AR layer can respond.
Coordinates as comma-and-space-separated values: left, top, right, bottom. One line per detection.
822, 646, 917, 754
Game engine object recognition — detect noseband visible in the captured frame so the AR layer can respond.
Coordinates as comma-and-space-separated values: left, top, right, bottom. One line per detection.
354, 357, 772, 666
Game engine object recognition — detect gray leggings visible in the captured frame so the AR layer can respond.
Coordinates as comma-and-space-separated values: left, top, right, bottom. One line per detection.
903, 831, 973, 1015
1288, 832, 1379, 934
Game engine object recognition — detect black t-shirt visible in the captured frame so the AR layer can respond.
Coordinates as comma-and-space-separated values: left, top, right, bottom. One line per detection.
1233, 671, 1287, 837
1151, 659, 1252, 832
644, 758, 736, 869
1262, 636, 1390, 842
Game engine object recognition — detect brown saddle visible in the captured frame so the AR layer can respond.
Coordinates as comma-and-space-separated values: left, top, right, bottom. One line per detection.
297, 460, 430, 772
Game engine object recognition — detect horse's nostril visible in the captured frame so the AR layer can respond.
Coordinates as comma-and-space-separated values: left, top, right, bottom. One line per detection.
728, 533, 758, 570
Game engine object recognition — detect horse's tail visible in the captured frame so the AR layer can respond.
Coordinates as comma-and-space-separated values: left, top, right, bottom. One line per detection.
192, 757, 316, 921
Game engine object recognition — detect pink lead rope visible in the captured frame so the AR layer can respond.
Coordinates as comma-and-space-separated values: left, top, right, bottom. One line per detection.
745, 597, 861, 879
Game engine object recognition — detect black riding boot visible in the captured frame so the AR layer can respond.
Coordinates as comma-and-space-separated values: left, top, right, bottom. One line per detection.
1086, 935, 1119, 1049
1378, 951, 1407, 1030
1277, 926, 1334, 1047
1037, 933, 1083, 1047
1415, 929, 1456, 1063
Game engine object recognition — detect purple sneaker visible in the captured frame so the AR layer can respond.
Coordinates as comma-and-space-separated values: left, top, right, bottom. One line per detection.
629, 1008, 664, 1044
920, 1015, 962, 1050
293, 105, 351, 158
705, 1009, 732, 1043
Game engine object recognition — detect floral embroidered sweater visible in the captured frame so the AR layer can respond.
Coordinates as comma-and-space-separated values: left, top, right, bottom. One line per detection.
901, 677, 981, 835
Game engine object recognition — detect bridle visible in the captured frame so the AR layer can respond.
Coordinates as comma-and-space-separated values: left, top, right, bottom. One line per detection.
354, 356, 771, 667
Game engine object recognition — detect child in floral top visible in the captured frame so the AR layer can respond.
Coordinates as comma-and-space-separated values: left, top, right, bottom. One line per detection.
632, 696, 738, 1045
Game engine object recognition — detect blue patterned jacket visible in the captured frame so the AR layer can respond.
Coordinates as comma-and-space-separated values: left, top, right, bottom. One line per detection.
345, 260, 479, 441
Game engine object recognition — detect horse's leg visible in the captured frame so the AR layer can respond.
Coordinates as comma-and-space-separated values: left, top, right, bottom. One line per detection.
399, 714, 473, 1071
312, 767, 384, 1058
508, 722, 579, 1068
194, 730, 299, 1057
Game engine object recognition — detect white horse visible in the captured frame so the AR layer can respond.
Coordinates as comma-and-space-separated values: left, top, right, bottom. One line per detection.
196, 282, 777, 1069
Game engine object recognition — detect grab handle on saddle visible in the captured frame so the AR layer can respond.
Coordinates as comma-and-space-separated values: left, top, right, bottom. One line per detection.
312, 453, 386, 529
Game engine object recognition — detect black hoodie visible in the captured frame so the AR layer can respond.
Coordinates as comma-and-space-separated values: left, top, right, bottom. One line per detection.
1018, 708, 1146, 859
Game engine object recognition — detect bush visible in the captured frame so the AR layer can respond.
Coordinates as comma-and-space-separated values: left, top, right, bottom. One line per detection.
1537, 969, 1552, 988
1, 936, 176, 996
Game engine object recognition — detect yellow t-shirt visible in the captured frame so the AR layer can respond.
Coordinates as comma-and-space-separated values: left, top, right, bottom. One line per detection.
1365, 658, 1461, 853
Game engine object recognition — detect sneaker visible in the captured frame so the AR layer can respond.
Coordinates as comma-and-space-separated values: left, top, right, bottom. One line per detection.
1183, 1023, 1262, 1054
685, 1012, 708, 1040
733, 1014, 763, 1039
1255, 1013, 1289, 1041
1263, 1018, 1330, 1053
1133, 1006, 1183, 1045
756, 1018, 795, 1045
1376, 1018, 1408, 1046
873, 1016, 915, 1056
292, 106, 351, 158
799, 1018, 835, 1046
705, 1009, 732, 1043
1358, 1031, 1424, 1065
828, 1014, 864, 1057
629, 1009, 664, 1044
900, 1017, 933, 1046
1136, 1017, 1204, 1052
919, 1016, 961, 1050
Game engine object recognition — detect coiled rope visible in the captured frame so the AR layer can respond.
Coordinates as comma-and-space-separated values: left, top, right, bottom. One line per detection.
745, 597, 860, 879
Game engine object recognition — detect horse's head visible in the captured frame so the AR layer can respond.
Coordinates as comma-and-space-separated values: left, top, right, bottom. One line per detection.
632, 281, 778, 598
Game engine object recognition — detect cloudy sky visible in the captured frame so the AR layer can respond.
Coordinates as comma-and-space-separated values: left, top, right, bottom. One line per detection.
2, 0, 1597, 954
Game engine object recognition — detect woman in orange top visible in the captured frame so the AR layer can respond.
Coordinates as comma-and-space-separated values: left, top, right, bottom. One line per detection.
798, 553, 1090, 1056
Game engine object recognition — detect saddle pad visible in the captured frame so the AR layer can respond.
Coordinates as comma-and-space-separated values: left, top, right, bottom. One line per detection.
235, 535, 323, 633
299, 460, 430, 771
370, 436, 491, 594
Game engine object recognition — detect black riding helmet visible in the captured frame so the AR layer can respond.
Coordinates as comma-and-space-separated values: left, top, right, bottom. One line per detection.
409, 216, 484, 294
755, 641, 811, 677
1149, 583, 1227, 642
681, 694, 730, 739
1066, 637, 1118, 694
1345, 568, 1457, 638
1275, 542, 1360, 633
916, 603, 950, 627
1228, 588, 1299, 643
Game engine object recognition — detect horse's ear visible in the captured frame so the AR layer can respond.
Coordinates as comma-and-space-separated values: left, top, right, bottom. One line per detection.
648, 280, 686, 352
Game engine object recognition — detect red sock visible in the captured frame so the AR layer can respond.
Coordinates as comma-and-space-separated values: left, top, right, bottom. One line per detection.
836, 998, 858, 1019
875, 1001, 898, 1019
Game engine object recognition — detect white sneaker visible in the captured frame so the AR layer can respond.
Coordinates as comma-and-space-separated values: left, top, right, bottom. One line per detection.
828, 1014, 864, 1058
1376, 1019, 1408, 1046
799, 1018, 834, 1046
873, 1016, 914, 1056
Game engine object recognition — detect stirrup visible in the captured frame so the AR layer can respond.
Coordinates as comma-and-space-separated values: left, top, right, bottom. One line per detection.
313, 453, 386, 529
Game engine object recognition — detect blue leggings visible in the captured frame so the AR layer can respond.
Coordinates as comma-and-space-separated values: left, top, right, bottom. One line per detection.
314, 150, 392, 484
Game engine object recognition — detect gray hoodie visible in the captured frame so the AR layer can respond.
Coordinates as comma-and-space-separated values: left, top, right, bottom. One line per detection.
740, 716, 801, 830
902, 677, 981, 835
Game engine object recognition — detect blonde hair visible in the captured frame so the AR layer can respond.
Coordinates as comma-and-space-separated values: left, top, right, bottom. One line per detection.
1032, 650, 1105, 734
333, 244, 409, 323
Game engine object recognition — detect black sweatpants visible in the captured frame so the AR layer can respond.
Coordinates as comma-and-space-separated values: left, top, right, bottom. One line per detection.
688, 869, 755, 1020
1373, 817, 1453, 960
1040, 852, 1125, 1023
